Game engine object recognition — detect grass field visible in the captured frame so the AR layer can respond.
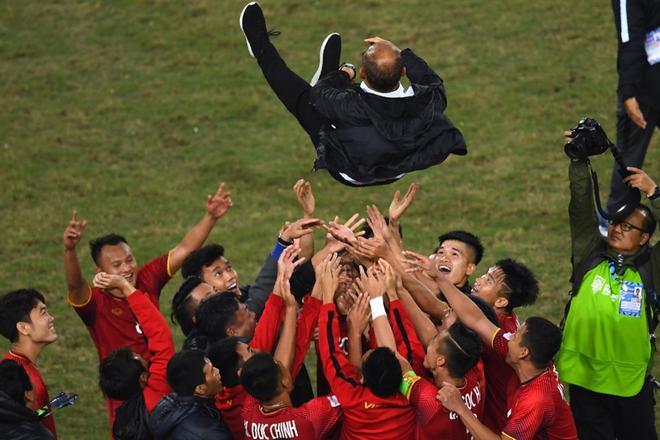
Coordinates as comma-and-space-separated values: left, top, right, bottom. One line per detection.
1, 0, 658, 437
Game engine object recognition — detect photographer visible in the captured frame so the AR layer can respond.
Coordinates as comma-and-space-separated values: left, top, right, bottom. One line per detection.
556, 123, 660, 439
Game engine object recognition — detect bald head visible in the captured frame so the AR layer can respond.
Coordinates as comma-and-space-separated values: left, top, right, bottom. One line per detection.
361, 42, 404, 92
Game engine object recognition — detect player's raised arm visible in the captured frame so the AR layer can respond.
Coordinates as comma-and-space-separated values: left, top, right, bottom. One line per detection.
63, 210, 90, 305
168, 183, 232, 274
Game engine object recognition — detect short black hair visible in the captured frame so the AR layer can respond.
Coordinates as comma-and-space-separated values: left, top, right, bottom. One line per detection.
467, 295, 499, 326
440, 322, 483, 378
181, 244, 225, 279
362, 347, 402, 398
437, 230, 484, 265
166, 350, 207, 396
496, 258, 539, 311
521, 317, 562, 369
637, 204, 657, 237
171, 276, 204, 336
240, 352, 280, 402
0, 359, 32, 405
89, 233, 128, 266
195, 294, 239, 343
0, 289, 46, 342
99, 347, 145, 401
208, 337, 242, 388
362, 43, 403, 92
361, 216, 403, 240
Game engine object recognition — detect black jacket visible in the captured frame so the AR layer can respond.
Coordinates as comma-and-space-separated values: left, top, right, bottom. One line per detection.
0, 391, 53, 440
149, 394, 231, 440
612, 0, 660, 110
310, 48, 467, 185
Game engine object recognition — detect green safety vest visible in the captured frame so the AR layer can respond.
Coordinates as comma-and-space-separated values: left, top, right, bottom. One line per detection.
556, 260, 651, 397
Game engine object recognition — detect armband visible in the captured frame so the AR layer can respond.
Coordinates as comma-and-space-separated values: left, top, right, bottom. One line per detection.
400, 370, 421, 400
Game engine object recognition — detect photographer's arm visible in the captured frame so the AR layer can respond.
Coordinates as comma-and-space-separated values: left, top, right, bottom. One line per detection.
568, 159, 602, 268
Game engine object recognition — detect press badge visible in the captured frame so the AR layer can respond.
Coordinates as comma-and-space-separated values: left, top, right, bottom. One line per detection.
645, 28, 660, 65
619, 281, 643, 317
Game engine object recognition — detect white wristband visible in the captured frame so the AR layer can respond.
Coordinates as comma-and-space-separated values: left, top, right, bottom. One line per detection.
370, 296, 386, 320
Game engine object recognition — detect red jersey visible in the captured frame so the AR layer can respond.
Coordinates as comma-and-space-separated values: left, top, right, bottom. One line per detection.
482, 312, 519, 431
405, 365, 485, 440
388, 300, 429, 379
125, 291, 174, 413
491, 330, 578, 440
3, 350, 56, 437
241, 394, 342, 439
318, 303, 417, 440
216, 295, 321, 439
68, 253, 172, 362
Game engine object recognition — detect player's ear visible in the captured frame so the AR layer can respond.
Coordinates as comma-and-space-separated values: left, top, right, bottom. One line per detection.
465, 263, 476, 277
359, 67, 366, 80
494, 296, 509, 310
194, 382, 207, 397
435, 354, 446, 369
640, 232, 650, 247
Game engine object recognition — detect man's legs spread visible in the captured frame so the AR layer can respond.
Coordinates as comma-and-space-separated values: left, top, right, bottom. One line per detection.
240, 3, 340, 145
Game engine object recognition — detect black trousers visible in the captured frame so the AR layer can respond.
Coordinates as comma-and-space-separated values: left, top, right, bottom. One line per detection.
569, 380, 657, 439
608, 98, 660, 207
255, 39, 325, 145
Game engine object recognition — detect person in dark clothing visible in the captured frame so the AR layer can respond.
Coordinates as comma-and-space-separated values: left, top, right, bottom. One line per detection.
607, 0, 659, 209
149, 350, 230, 440
239, 2, 467, 186
0, 359, 53, 440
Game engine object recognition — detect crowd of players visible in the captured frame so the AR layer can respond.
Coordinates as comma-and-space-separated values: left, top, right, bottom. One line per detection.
0, 178, 583, 439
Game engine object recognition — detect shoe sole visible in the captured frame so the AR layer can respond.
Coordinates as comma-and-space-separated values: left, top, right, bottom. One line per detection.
310, 32, 340, 86
240, 2, 258, 58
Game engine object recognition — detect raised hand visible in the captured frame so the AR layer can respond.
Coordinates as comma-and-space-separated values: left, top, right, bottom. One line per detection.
318, 253, 341, 304
207, 182, 233, 219
388, 183, 419, 222
436, 382, 466, 413
366, 205, 390, 240
293, 179, 315, 217
624, 167, 657, 196
351, 236, 389, 262
347, 292, 371, 336
63, 210, 87, 250
92, 272, 133, 297
325, 214, 366, 246
275, 245, 305, 304
355, 265, 385, 299
402, 250, 442, 281
378, 259, 399, 301
280, 218, 324, 242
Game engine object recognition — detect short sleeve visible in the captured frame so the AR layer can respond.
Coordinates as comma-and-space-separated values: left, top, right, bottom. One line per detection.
502, 390, 550, 440
136, 253, 171, 302
302, 396, 342, 438
408, 376, 444, 425
69, 285, 99, 326
491, 328, 511, 361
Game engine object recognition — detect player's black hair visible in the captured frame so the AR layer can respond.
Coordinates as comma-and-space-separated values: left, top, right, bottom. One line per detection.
208, 337, 243, 388
521, 317, 563, 369
496, 258, 539, 311
240, 352, 280, 402
181, 244, 225, 279
99, 347, 145, 401
89, 233, 129, 266
171, 276, 204, 336
195, 294, 239, 343
166, 350, 207, 396
0, 359, 33, 406
436, 230, 484, 265
0, 289, 46, 342
361, 216, 403, 240
441, 322, 483, 378
362, 347, 402, 398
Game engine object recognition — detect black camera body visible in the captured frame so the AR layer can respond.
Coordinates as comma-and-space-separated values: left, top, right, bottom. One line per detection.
564, 118, 613, 161
565, 117, 640, 221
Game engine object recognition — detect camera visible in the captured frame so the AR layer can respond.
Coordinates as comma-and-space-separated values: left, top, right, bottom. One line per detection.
564, 118, 613, 161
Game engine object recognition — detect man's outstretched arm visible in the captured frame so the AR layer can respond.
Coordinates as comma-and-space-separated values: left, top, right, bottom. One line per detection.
63, 210, 91, 306
168, 183, 232, 274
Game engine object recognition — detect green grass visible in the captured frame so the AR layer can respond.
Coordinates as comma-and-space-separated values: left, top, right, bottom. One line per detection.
0, 0, 658, 437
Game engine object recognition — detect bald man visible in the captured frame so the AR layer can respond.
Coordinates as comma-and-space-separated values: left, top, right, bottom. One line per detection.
240, 2, 467, 186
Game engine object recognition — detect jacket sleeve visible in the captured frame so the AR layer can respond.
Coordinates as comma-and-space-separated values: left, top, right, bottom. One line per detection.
291, 296, 322, 379
126, 291, 174, 412
318, 303, 362, 406
310, 70, 368, 122
250, 294, 284, 353
611, 0, 649, 100
569, 160, 603, 269
401, 48, 447, 110
245, 252, 278, 320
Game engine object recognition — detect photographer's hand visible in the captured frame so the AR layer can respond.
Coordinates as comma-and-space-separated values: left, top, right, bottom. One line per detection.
624, 97, 647, 129
624, 167, 657, 197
